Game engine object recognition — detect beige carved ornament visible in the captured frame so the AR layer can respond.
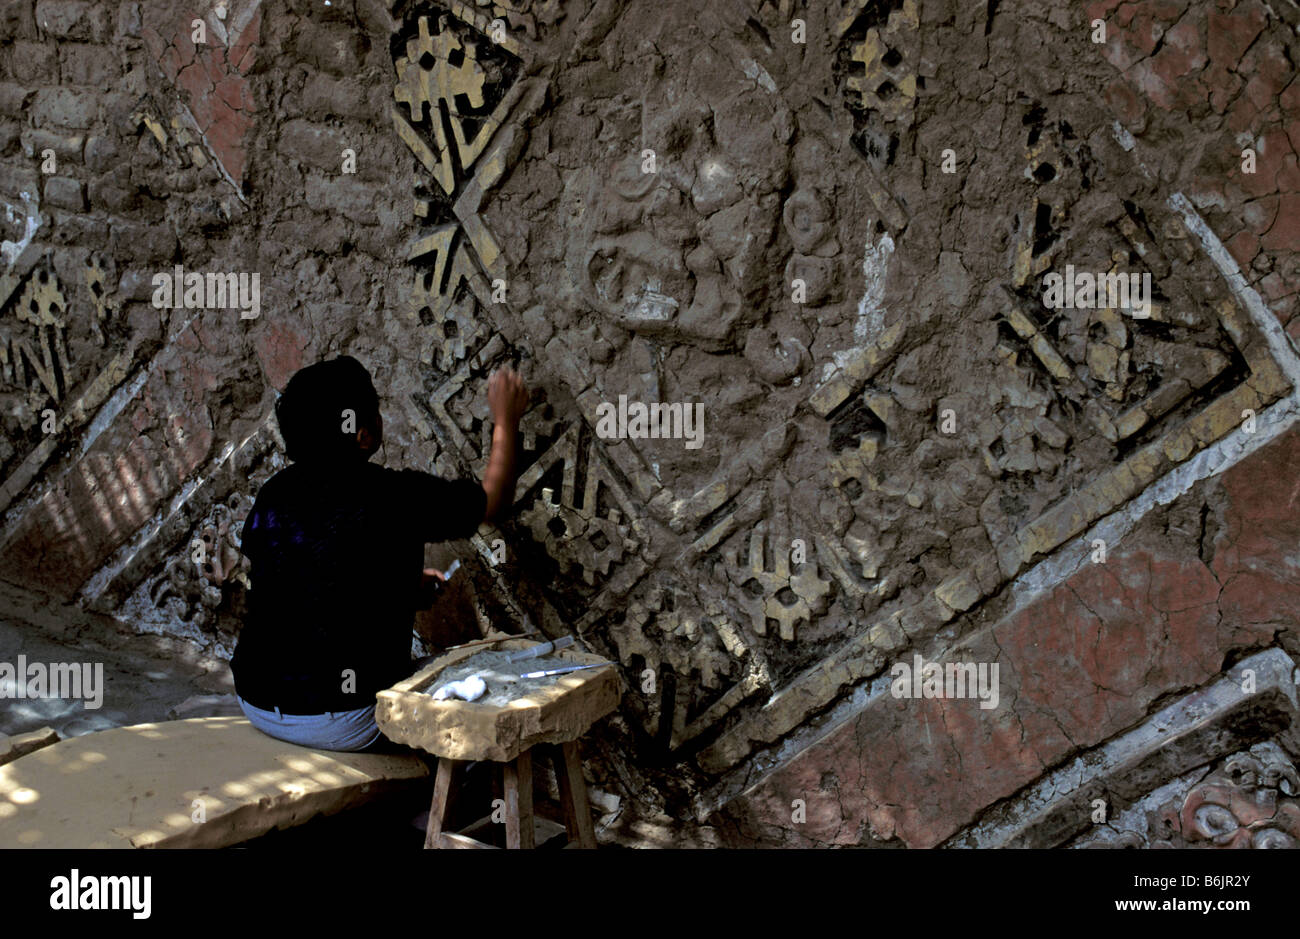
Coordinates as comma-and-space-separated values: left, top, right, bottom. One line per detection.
1163, 746, 1300, 849
1094, 743, 1300, 848
1, 266, 70, 406
841, 0, 919, 125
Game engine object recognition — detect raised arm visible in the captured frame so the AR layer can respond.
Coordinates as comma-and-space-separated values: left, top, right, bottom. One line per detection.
481, 366, 529, 522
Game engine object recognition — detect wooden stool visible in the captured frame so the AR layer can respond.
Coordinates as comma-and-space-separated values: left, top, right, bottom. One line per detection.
374, 637, 620, 850
424, 741, 597, 849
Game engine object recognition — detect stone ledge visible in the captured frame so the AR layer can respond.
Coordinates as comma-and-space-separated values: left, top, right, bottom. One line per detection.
0, 727, 59, 767
0, 716, 428, 848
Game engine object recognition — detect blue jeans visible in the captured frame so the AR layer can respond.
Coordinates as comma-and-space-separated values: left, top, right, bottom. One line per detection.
237, 695, 384, 752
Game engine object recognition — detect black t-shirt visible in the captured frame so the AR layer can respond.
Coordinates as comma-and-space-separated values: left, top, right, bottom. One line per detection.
230, 460, 486, 713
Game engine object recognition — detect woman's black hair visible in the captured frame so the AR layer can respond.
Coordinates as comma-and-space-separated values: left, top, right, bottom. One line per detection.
274, 356, 380, 465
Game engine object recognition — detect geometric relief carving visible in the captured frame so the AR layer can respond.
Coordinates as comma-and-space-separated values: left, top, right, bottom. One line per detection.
466, 0, 565, 41
391, 2, 832, 758
711, 63, 1292, 777
976, 345, 1069, 477
83, 253, 117, 348
395, 0, 1296, 782
114, 434, 286, 643
841, 0, 918, 127
394, 16, 490, 197
986, 114, 1285, 557
0, 246, 134, 516
1005, 112, 1247, 450
1, 265, 70, 405
720, 516, 832, 642
836, 0, 920, 180
413, 270, 487, 375
809, 90, 1291, 649
516, 423, 641, 587
393, 6, 531, 386
387, 1, 863, 767
390, 7, 641, 621
607, 578, 767, 752
418, 328, 648, 611
826, 390, 891, 485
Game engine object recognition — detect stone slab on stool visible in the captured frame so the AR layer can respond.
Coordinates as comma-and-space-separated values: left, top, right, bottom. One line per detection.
375, 638, 620, 762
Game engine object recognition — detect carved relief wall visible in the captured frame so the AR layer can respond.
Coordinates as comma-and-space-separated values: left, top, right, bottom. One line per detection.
1, 0, 1298, 847
383, 0, 1298, 816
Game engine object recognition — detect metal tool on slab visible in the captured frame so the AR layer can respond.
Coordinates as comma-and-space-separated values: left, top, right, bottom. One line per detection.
519, 663, 602, 679
504, 635, 574, 662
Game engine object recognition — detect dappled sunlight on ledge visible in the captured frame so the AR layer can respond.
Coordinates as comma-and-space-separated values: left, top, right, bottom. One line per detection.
0, 716, 428, 848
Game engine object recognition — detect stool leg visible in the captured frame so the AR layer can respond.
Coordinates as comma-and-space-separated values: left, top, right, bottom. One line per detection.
554, 741, 597, 849
502, 749, 535, 849
424, 757, 457, 849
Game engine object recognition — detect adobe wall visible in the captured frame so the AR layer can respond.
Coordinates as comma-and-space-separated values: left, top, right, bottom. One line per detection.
1, 0, 1298, 846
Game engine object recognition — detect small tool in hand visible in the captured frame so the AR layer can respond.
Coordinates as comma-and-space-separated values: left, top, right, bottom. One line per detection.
419, 558, 462, 607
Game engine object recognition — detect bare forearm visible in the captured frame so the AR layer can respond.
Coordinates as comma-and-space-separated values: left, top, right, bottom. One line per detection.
482, 365, 527, 521
481, 420, 519, 521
